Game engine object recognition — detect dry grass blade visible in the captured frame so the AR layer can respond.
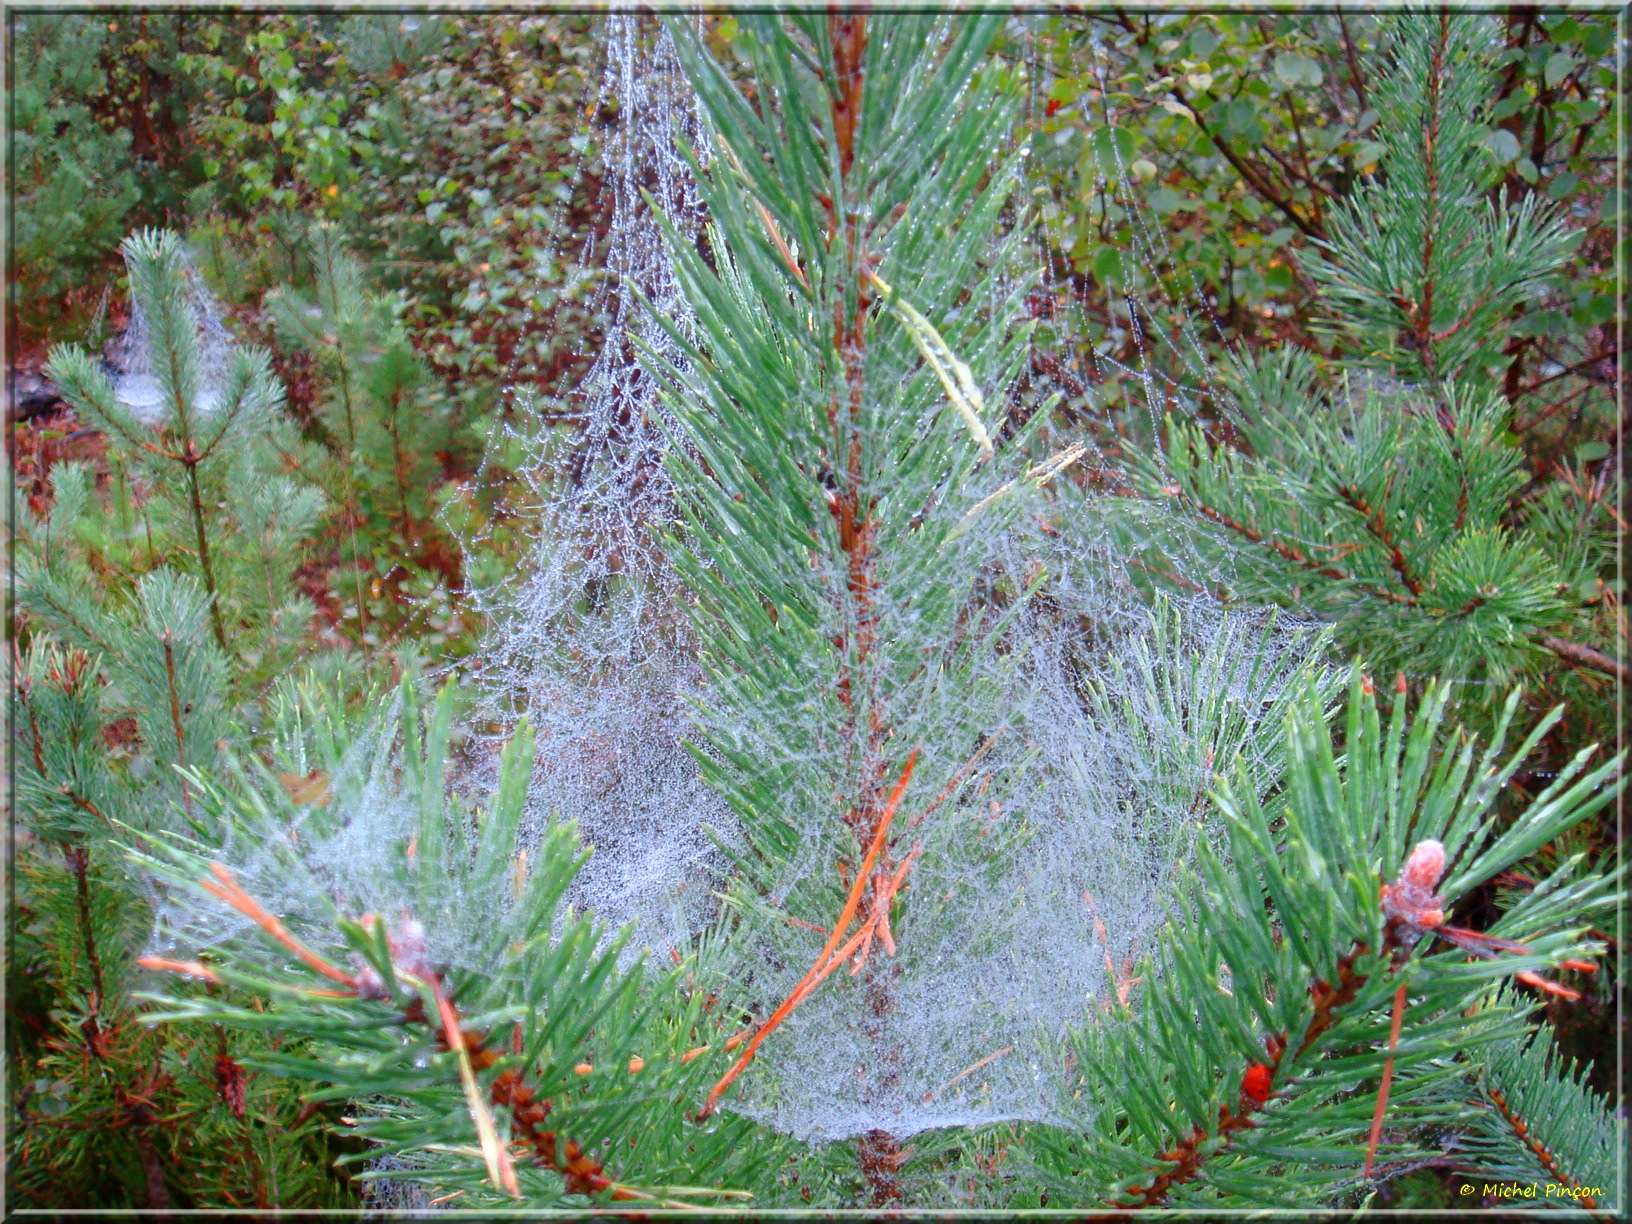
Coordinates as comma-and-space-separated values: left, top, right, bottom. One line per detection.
435, 980, 520, 1198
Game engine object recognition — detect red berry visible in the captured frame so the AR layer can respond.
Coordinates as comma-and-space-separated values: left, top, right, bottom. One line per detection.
1241, 1062, 1273, 1105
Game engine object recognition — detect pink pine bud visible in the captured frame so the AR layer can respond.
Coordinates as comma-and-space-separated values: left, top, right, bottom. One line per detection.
389, 919, 429, 976
1400, 839, 1445, 890
353, 962, 389, 1001
1382, 839, 1449, 942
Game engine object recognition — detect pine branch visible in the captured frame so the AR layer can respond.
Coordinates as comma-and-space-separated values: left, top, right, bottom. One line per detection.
1411, 12, 1451, 369
1540, 635, 1626, 682
1170, 484, 1416, 605
699, 750, 919, 1119
182, 458, 230, 653
130, 682, 774, 1208
159, 632, 196, 818
425, 989, 639, 1202
1042, 673, 1621, 1210
1119, 937, 1390, 1208
1485, 1084, 1597, 1209
64, 844, 108, 1003
1461, 1026, 1622, 1215
1333, 484, 1423, 597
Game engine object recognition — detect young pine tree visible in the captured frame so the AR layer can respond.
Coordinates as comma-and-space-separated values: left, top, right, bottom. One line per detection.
12, 229, 352, 1208
1149, 13, 1620, 699
651, 12, 1079, 1195
266, 223, 470, 651
38, 229, 323, 684
10, 12, 142, 339
10, 595, 346, 1208
267, 223, 455, 553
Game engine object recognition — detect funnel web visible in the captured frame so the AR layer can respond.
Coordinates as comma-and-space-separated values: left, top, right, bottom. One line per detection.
463, 14, 731, 952
110, 242, 239, 426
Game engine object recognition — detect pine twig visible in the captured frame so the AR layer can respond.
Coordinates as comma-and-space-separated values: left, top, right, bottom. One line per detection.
1364, 981, 1410, 1177
422, 983, 648, 1203
1114, 1032, 1290, 1210
434, 978, 519, 1197
1334, 484, 1424, 598
141, 883, 672, 1206
1116, 941, 1370, 1209
1172, 486, 1416, 605
160, 633, 195, 819
1485, 1083, 1599, 1211
1540, 635, 1626, 682
65, 845, 107, 1003
182, 458, 231, 654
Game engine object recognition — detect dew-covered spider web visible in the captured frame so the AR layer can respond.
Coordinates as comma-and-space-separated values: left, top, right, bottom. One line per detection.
461, 14, 735, 957
454, 13, 1334, 1146
133, 12, 1339, 1174
450, 11, 1338, 1148
109, 241, 239, 426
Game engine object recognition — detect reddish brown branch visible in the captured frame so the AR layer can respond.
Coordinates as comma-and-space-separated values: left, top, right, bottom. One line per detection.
1334, 484, 1423, 597
1116, 943, 1371, 1209
198, 864, 358, 987
1541, 635, 1627, 682
1176, 490, 1416, 606
1486, 1084, 1597, 1210
65, 845, 108, 1003
428, 984, 637, 1201
62, 787, 114, 829
699, 751, 919, 1119
1297, 942, 1371, 1060
1412, 14, 1451, 368
1115, 1032, 1289, 1210
1364, 981, 1410, 1177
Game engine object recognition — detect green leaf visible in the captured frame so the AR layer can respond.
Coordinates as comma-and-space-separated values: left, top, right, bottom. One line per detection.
1147, 186, 1183, 214
1574, 441, 1609, 463
1486, 129, 1521, 164
1274, 53, 1320, 87
1090, 125, 1139, 177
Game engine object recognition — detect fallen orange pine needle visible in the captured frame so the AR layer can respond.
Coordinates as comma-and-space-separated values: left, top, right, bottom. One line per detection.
697, 749, 919, 1119
199, 863, 358, 988
137, 957, 220, 983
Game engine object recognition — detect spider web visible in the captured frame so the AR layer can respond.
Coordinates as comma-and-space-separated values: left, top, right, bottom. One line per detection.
460, 14, 734, 957
133, 12, 1340, 1169
110, 243, 239, 426
452, 14, 1336, 1148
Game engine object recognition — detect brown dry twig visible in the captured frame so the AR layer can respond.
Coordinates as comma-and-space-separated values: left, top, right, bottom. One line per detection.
139, 871, 666, 1205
